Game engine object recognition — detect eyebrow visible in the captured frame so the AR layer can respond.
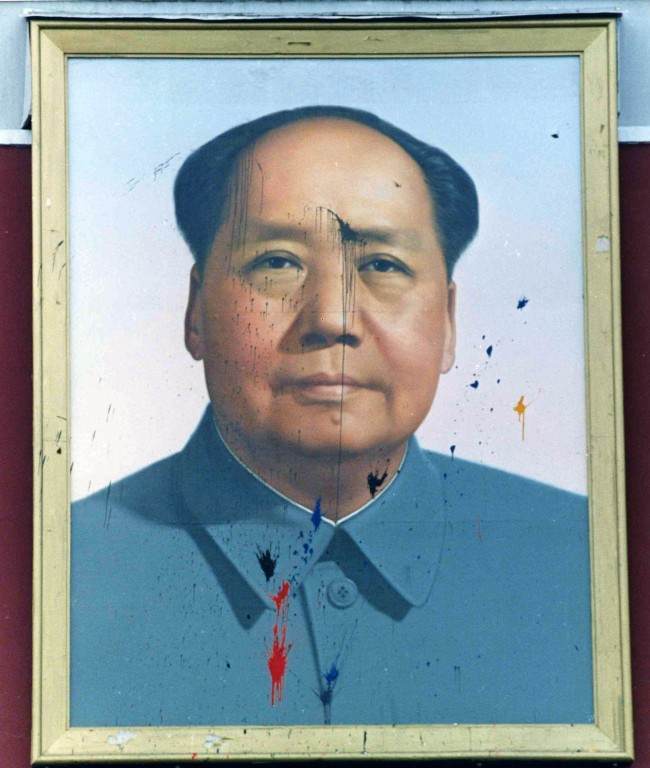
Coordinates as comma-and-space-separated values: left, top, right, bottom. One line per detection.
244, 217, 424, 250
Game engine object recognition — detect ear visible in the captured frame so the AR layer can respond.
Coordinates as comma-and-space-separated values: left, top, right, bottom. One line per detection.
185, 264, 205, 361
440, 281, 457, 374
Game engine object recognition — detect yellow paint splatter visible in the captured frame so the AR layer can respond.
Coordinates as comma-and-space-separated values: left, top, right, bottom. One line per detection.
513, 395, 528, 441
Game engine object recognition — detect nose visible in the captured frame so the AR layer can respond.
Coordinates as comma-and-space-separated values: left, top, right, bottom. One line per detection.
289, 259, 362, 352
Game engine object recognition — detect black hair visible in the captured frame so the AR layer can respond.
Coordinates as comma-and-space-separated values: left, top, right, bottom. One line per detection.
174, 105, 478, 276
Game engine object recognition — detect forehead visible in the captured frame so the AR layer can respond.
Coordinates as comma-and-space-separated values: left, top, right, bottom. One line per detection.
235, 118, 436, 234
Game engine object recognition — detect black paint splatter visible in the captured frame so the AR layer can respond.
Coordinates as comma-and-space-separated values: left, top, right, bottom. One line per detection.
256, 546, 279, 582
450, 445, 456, 459
328, 210, 363, 245
517, 296, 529, 310
367, 469, 389, 497
486, 345, 493, 357
551, 132, 559, 139
469, 380, 479, 389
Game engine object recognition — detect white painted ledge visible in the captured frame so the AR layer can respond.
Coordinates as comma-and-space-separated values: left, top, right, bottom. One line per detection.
618, 126, 650, 144
0, 130, 32, 145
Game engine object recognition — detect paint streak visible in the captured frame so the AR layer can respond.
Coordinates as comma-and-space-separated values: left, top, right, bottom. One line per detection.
311, 498, 322, 530
323, 208, 362, 521
319, 662, 339, 723
256, 546, 278, 582
270, 580, 290, 615
267, 622, 291, 704
486, 345, 493, 357
454, 664, 462, 692
517, 296, 529, 310
267, 580, 292, 704
367, 468, 388, 497
513, 395, 528, 440
469, 380, 479, 389
327, 209, 364, 245
450, 444, 456, 460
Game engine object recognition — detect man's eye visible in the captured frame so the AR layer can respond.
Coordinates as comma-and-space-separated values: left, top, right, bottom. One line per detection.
263, 255, 299, 270
359, 257, 410, 275
249, 252, 302, 272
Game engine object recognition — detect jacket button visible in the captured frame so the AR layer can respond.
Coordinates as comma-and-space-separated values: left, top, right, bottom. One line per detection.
327, 577, 358, 609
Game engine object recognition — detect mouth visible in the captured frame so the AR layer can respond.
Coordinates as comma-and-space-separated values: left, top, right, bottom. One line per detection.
278, 373, 371, 404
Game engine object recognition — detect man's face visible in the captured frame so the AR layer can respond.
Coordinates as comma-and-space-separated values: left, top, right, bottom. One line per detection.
186, 118, 456, 459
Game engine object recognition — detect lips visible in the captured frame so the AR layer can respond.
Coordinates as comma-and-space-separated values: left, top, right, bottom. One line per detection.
277, 373, 372, 403
292, 374, 363, 388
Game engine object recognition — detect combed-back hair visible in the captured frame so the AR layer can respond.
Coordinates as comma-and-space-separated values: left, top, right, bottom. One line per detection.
174, 105, 478, 276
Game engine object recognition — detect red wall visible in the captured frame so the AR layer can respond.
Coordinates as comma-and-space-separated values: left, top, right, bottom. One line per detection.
0, 146, 33, 768
620, 144, 650, 766
0, 144, 648, 766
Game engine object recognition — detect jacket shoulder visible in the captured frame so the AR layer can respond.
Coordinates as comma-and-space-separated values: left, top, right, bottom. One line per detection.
422, 449, 587, 523
73, 451, 181, 528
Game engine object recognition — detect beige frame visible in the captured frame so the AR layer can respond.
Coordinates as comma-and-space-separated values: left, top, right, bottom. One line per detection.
31, 18, 631, 763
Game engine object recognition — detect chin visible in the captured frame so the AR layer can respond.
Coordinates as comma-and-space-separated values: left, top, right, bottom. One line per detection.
268, 421, 405, 460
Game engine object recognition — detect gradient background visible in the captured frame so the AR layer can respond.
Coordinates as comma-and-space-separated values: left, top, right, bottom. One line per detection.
67, 56, 585, 499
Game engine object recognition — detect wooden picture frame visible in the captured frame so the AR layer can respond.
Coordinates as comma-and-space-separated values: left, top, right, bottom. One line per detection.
31, 17, 631, 762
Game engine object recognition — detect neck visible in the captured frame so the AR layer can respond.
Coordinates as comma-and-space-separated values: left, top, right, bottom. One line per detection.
214, 420, 407, 521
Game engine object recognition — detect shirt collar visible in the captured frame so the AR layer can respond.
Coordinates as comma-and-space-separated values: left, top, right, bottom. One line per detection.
178, 407, 446, 610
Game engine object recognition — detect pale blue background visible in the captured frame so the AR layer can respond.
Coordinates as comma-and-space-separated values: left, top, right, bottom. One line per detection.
68, 55, 587, 498
0, 1, 648, 136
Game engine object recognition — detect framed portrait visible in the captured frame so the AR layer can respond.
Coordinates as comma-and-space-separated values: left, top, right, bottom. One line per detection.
31, 17, 632, 762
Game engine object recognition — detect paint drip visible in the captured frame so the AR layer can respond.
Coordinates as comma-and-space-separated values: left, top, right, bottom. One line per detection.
513, 395, 528, 440
267, 580, 292, 704
268, 623, 290, 705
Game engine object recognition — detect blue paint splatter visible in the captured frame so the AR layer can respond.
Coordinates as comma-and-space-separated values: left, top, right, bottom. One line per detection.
324, 662, 339, 686
486, 345, 493, 357
320, 662, 340, 720
311, 498, 322, 530
517, 296, 529, 310
469, 380, 479, 389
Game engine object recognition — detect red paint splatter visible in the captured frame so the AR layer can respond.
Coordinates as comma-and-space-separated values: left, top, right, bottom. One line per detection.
267, 622, 291, 704
267, 580, 292, 704
270, 580, 290, 614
